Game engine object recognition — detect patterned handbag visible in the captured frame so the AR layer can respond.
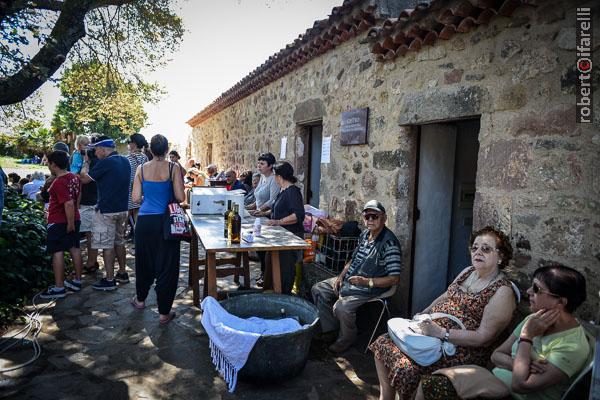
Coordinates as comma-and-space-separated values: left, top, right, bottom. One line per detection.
163, 162, 191, 242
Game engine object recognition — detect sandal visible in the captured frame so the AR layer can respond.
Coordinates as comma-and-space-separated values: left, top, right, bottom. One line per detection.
83, 262, 100, 274
159, 311, 176, 325
130, 296, 145, 310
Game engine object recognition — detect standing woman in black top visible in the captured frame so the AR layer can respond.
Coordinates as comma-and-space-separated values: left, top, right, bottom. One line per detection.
264, 161, 305, 294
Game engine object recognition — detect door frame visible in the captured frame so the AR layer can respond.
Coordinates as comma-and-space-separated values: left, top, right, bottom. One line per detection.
298, 120, 323, 206
407, 117, 480, 314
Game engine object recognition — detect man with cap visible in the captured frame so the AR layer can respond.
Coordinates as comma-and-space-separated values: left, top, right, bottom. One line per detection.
311, 200, 403, 353
80, 135, 131, 291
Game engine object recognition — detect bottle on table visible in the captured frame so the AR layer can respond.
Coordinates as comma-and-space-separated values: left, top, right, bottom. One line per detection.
253, 217, 262, 236
230, 203, 241, 244
224, 200, 232, 238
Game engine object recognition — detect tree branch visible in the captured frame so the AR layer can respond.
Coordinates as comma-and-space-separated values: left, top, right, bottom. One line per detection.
0, 0, 136, 105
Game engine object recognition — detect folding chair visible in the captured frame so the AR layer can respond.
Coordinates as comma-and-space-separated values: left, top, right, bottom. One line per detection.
364, 284, 397, 353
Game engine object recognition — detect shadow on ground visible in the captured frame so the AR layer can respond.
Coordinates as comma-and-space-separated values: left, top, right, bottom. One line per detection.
0, 242, 380, 399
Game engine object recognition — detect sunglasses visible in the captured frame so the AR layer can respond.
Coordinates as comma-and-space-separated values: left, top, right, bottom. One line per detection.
363, 213, 380, 221
470, 244, 497, 254
532, 282, 560, 298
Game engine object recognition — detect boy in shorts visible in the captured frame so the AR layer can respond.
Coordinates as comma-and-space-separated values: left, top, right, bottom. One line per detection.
40, 151, 84, 299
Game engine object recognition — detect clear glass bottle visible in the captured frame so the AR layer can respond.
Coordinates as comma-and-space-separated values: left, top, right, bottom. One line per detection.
223, 200, 232, 238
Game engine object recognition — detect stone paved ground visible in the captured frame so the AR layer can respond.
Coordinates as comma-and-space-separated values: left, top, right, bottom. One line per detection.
0, 241, 380, 399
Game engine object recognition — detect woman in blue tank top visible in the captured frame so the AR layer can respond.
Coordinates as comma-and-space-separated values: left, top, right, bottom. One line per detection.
131, 134, 185, 325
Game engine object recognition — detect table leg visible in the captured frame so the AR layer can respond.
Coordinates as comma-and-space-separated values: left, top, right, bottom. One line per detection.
190, 227, 200, 307
271, 250, 282, 293
242, 253, 250, 288
207, 251, 217, 298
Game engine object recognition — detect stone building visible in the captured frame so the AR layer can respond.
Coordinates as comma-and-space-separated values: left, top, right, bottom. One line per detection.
187, 0, 599, 318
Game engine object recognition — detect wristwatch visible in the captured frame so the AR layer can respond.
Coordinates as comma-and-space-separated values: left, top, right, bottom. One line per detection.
443, 328, 450, 342
368, 278, 374, 288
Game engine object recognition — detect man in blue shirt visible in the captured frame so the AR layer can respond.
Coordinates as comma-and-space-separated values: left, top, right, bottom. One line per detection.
312, 200, 402, 353
80, 136, 131, 291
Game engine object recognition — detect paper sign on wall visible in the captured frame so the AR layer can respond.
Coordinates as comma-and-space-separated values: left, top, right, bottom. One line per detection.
321, 136, 331, 164
280, 137, 287, 159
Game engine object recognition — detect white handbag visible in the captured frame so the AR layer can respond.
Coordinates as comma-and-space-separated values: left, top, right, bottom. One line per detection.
387, 313, 466, 367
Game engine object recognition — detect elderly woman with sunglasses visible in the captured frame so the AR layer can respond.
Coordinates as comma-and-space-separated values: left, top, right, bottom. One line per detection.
370, 226, 517, 400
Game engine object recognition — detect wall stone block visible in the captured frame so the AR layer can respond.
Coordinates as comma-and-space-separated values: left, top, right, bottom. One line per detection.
361, 171, 377, 192
478, 139, 531, 190
494, 83, 527, 111
398, 85, 489, 125
556, 27, 576, 50
510, 105, 577, 136
473, 192, 512, 234
511, 48, 559, 82
540, 217, 587, 257
372, 150, 409, 171
444, 69, 464, 84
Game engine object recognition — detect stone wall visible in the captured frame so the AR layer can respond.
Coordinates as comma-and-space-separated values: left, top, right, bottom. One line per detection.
190, 0, 600, 318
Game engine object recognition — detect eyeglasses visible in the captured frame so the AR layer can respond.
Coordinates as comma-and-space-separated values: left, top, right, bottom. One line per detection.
363, 213, 380, 221
469, 244, 497, 254
532, 282, 560, 298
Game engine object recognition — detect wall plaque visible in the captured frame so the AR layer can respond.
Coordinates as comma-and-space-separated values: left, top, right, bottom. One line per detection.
340, 108, 369, 146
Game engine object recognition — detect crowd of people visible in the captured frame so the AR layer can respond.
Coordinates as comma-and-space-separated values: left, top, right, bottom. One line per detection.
0, 136, 591, 399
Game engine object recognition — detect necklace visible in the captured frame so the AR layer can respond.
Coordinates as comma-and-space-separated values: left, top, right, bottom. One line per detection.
463, 269, 500, 294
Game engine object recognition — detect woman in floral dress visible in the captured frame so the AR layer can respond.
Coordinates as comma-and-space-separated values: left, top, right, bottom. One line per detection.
370, 226, 517, 400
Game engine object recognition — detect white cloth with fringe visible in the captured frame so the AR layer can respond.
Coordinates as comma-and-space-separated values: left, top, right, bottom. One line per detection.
200, 296, 305, 392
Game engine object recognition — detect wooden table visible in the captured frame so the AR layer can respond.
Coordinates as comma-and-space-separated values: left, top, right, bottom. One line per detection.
186, 211, 310, 306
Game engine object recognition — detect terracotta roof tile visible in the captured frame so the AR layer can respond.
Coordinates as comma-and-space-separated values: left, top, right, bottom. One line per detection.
187, 0, 533, 127
369, 0, 531, 62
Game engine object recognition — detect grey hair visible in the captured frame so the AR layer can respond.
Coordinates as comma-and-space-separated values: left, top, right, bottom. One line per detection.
252, 172, 261, 179
31, 171, 45, 181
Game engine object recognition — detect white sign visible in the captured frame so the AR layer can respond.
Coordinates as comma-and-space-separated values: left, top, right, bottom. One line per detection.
321, 136, 331, 164
280, 137, 287, 159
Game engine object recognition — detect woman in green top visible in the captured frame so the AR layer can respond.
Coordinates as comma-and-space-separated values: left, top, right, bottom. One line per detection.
490, 265, 589, 399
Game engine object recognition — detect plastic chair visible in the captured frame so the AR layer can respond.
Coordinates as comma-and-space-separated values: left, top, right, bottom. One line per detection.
363, 284, 398, 353
561, 322, 597, 400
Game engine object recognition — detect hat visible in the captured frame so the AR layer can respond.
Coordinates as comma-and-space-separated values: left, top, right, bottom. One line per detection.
90, 139, 116, 148
53, 141, 69, 153
362, 200, 386, 214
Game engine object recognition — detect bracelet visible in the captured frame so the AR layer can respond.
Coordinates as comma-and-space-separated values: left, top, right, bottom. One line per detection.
519, 337, 533, 345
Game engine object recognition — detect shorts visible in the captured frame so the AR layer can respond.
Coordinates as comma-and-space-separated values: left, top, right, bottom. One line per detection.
47, 221, 81, 254
79, 204, 95, 233
91, 210, 128, 249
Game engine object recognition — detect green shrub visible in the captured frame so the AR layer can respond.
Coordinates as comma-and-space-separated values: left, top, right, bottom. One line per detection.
0, 188, 52, 327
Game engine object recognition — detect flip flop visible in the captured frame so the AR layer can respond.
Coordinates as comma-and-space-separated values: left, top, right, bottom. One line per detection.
159, 311, 176, 325
130, 296, 145, 310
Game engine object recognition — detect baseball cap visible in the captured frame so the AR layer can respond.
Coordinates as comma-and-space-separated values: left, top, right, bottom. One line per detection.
362, 200, 386, 214
90, 138, 116, 148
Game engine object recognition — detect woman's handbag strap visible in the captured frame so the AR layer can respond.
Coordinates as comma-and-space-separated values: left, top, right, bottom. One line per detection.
428, 312, 466, 330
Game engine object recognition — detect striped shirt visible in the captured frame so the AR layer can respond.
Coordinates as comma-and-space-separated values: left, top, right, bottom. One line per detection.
127, 151, 148, 210
341, 227, 402, 297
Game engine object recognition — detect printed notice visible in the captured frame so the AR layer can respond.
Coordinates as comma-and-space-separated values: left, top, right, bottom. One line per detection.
280, 137, 287, 159
321, 136, 331, 164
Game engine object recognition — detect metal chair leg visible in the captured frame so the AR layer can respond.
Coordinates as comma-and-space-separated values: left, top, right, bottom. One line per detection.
364, 299, 389, 354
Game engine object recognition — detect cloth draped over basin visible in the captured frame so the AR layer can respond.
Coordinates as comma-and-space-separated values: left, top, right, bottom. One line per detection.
201, 294, 318, 392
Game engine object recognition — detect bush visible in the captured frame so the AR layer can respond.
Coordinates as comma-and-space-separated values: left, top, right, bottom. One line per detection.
0, 188, 52, 327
